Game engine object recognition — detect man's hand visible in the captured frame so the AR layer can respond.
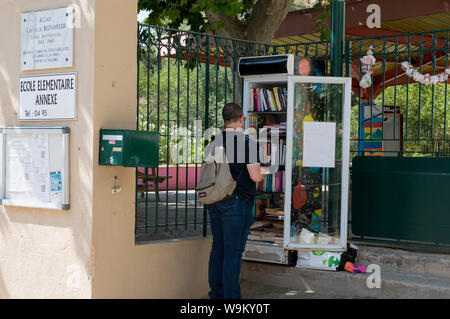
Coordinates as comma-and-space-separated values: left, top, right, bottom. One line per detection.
261, 166, 279, 175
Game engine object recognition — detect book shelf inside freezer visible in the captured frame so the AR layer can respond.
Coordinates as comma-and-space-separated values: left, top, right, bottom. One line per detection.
244, 78, 288, 250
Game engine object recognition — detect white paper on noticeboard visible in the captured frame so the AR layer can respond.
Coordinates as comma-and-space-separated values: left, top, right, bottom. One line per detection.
302, 122, 336, 168
7, 135, 33, 192
31, 134, 49, 168
33, 167, 50, 203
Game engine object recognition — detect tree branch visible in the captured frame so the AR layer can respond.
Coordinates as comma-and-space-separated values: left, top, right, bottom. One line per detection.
246, 0, 294, 43
205, 10, 245, 40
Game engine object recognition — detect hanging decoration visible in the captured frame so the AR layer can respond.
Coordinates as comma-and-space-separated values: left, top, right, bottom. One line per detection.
400, 61, 450, 85
359, 46, 376, 88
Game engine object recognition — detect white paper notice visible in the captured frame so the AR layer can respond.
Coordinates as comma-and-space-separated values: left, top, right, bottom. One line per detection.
302, 122, 336, 168
33, 167, 50, 203
8, 160, 33, 192
31, 134, 49, 168
7, 135, 33, 192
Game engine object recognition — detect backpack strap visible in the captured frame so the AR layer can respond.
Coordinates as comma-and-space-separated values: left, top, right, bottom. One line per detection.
235, 165, 245, 182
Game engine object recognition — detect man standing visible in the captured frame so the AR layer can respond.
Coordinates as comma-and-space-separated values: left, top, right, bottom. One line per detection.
205, 102, 267, 299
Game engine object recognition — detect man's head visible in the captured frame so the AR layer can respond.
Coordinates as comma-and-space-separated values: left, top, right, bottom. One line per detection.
222, 102, 245, 129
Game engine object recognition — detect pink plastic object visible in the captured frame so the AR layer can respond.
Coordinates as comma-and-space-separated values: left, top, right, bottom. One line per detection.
352, 264, 367, 274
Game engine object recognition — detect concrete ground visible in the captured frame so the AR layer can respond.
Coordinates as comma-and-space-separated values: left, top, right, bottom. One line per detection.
240, 279, 361, 299
239, 245, 450, 299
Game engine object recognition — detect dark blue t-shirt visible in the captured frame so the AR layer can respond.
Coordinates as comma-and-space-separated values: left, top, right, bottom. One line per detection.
214, 130, 260, 204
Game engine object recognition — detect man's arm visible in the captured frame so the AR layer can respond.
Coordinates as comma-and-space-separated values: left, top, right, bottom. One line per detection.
247, 163, 270, 182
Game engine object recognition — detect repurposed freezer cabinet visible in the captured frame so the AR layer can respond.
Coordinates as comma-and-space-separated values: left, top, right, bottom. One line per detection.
241, 74, 352, 264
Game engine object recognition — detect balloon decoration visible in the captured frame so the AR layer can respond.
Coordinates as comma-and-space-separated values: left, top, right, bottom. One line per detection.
359, 46, 376, 89
400, 61, 450, 85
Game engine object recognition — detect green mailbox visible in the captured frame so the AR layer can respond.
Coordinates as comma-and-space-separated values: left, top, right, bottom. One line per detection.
99, 129, 159, 167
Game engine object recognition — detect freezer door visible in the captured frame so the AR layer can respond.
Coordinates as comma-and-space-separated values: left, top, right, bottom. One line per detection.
284, 76, 351, 251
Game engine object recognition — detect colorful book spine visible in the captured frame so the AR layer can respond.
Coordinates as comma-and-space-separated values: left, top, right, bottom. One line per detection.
256, 170, 285, 193
273, 87, 282, 111
250, 87, 288, 112
254, 88, 260, 111
250, 88, 254, 111
262, 89, 269, 111
268, 90, 277, 111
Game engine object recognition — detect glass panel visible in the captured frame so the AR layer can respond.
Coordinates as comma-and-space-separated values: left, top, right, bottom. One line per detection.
289, 82, 344, 246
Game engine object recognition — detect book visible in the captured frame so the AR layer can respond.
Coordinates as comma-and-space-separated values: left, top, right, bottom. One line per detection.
282, 88, 288, 109
249, 230, 275, 243
273, 87, 282, 111
255, 88, 261, 111
278, 87, 285, 110
250, 88, 254, 111
248, 234, 261, 241
274, 237, 284, 244
263, 89, 270, 111
260, 89, 267, 111
251, 220, 273, 229
265, 209, 284, 216
268, 89, 277, 111
263, 227, 284, 236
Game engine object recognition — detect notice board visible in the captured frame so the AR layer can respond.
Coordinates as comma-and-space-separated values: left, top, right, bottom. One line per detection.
0, 127, 69, 210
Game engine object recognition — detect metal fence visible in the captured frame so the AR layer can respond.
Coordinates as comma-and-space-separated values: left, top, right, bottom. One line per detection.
136, 23, 450, 247
346, 29, 450, 159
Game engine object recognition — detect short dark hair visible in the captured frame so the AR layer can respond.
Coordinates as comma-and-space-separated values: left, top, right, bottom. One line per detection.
222, 102, 243, 123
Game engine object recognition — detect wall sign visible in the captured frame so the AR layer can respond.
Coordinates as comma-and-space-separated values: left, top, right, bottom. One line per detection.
21, 6, 74, 70
19, 72, 77, 121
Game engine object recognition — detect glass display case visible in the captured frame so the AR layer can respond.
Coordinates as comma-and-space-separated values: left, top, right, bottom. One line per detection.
242, 75, 351, 264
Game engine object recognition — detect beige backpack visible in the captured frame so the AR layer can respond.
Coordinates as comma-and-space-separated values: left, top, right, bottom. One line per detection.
196, 141, 244, 205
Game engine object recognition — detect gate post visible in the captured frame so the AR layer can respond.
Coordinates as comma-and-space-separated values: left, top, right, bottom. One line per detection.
329, 0, 346, 235
330, 0, 345, 77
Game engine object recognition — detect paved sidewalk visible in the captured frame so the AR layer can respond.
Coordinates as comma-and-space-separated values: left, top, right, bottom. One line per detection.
240, 279, 358, 299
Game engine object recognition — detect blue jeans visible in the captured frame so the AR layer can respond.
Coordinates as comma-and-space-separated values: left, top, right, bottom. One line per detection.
206, 194, 254, 299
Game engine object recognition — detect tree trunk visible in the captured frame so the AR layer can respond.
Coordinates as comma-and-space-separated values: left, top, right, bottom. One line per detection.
206, 0, 294, 44
206, 0, 294, 106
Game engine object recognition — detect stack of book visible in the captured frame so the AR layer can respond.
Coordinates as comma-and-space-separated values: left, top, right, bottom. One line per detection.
250, 87, 287, 112
249, 211, 284, 244
264, 208, 285, 220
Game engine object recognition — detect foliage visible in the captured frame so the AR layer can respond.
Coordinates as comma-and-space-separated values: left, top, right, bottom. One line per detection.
139, 0, 336, 41
314, 0, 334, 41
138, 0, 255, 33
138, 45, 233, 164
374, 83, 450, 156
350, 83, 450, 158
